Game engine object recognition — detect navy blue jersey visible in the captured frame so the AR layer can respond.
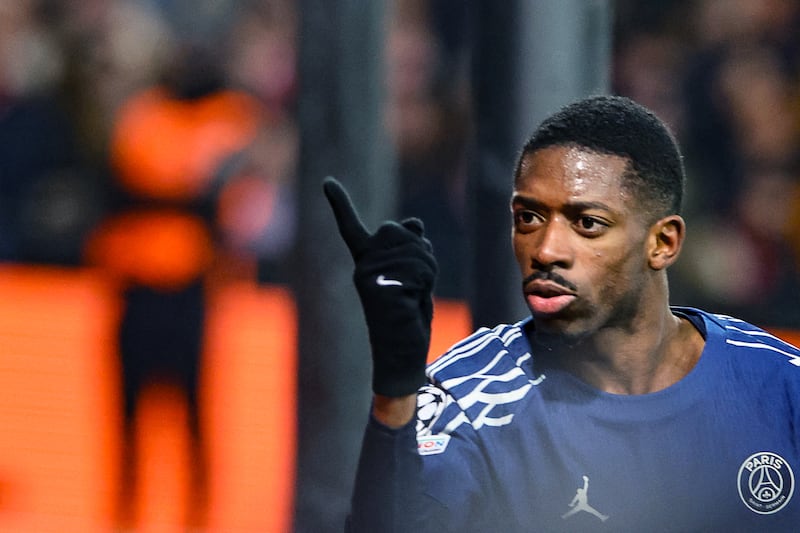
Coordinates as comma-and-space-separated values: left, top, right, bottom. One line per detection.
348, 308, 800, 532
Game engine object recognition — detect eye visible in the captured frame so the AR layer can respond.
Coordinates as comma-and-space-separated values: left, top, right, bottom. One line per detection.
575, 216, 608, 235
514, 209, 542, 230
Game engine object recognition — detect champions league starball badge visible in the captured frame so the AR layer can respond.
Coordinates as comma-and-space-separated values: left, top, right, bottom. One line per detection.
738, 452, 795, 514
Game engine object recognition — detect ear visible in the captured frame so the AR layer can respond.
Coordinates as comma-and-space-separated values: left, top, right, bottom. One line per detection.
647, 215, 685, 270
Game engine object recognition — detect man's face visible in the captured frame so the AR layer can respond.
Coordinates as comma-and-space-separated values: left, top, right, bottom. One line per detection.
512, 145, 653, 343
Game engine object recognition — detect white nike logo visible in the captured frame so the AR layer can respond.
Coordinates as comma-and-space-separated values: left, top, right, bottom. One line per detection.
376, 274, 403, 286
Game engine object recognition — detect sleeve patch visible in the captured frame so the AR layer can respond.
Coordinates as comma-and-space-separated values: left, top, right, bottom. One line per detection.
417, 434, 451, 455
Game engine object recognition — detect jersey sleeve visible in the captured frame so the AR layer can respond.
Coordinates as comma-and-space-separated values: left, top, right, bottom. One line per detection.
345, 385, 503, 532
345, 413, 426, 532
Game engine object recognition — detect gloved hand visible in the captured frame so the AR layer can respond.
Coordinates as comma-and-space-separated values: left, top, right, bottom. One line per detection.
323, 176, 437, 397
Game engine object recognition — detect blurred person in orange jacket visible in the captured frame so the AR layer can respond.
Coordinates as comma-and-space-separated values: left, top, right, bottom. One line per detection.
84, 42, 289, 530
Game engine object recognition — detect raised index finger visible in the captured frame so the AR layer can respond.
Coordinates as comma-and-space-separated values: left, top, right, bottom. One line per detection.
323, 176, 370, 257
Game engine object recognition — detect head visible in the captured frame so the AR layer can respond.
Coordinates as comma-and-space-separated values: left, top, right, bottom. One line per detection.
514, 95, 685, 219
511, 95, 686, 343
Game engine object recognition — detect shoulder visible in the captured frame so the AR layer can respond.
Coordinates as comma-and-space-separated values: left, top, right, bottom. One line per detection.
700, 310, 800, 360
680, 307, 800, 377
417, 320, 536, 436
426, 320, 533, 384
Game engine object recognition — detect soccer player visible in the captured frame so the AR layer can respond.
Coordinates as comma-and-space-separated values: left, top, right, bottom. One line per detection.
324, 95, 800, 531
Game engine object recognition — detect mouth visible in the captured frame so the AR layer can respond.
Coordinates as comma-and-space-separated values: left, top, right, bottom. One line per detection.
524, 280, 577, 316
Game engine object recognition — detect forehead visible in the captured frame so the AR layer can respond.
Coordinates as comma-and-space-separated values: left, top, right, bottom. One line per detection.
515, 145, 631, 204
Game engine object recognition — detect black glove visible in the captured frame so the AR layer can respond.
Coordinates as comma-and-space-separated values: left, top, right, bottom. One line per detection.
323, 177, 437, 397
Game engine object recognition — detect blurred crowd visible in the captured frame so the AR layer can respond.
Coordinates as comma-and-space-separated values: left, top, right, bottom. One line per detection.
615, 0, 800, 327
2, 0, 800, 329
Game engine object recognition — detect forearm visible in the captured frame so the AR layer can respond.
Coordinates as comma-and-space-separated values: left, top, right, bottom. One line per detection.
346, 413, 426, 533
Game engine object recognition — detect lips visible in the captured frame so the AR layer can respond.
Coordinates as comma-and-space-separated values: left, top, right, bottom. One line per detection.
524, 280, 576, 316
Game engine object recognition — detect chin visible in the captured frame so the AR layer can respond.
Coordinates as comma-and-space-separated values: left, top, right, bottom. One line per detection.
530, 320, 588, 349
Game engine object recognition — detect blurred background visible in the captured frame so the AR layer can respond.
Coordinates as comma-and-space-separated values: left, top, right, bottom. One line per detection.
1, 0, 799, 531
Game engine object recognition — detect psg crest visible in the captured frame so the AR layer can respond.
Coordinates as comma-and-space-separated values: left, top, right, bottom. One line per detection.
738, 452, 795, 514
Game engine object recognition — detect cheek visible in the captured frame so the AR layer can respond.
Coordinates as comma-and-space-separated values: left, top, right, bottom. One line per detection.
512, 234, 528, 267
593, 250, 646, 305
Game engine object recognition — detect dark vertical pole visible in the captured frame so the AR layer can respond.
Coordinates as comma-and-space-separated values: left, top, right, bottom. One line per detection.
468, 0, 611, 328
293, 1, 392, 532
468, 1, 523, 329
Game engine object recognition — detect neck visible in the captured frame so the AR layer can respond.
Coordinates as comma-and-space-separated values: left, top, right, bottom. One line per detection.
534, 305, 704, 395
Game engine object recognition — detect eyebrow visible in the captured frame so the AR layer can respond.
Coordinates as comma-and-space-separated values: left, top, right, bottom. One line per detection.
510, 194, 615, 213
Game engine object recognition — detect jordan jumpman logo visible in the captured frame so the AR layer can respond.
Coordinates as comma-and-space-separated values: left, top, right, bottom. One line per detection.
561, 475, 609, 522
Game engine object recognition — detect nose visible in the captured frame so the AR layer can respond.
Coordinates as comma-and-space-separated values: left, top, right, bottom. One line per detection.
531, 219, 573, 270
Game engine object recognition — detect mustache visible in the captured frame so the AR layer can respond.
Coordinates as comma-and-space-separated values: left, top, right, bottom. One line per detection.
522, 271, 578, 292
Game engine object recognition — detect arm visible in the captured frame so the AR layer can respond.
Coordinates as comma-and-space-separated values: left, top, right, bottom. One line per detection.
345, 413, 424, 533
349, 386, 496, 533
324, 177, 438, 530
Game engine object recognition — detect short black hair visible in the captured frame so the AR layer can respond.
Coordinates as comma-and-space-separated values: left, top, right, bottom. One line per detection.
514, 95, 685, 218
